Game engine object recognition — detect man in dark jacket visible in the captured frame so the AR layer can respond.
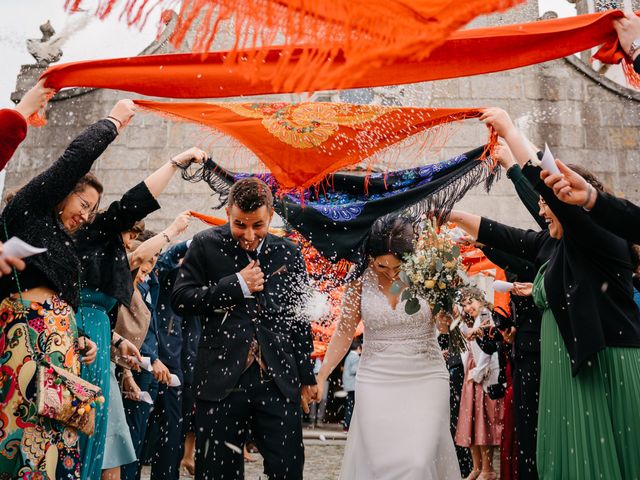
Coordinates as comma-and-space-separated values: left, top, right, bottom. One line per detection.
146, 241, 192, 480
172, 178, 317, 480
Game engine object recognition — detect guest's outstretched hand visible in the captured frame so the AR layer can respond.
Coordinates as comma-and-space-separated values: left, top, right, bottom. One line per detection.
107, 99, 136, 132
15, 79, 55, 120
151, 358, 171, 385
167, 211, 192, 238
115, 336, 143, 372
78, 336, 97, 365
541, 159, 596, 209
0, 242, 26, 276
493, 140, 516, 170
613, 11, 640, 60
512, 282, 533, 297
171, 147, 207, 167
480, 108, 517, 139
122, 374, 142, 402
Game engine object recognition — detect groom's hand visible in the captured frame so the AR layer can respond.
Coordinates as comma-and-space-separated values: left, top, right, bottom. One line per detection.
300, 385, 318, 414
239, 260, 264, 293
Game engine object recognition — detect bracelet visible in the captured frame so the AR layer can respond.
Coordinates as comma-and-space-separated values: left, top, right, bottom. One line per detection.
113, 336, 124, 349
581, 184, 594, 211
107, 116, 123, 128
170, 158, 184, 168
162, 231, 171, 243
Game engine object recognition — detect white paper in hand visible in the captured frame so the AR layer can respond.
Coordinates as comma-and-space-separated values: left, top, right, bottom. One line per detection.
169, 374, 181, 387
493, 280, 514, 293
139, 391, 153, 404
1, 237, 47, 260
449, 227, 468, 244
133, 356, 153, 372
540, 143, 560, 175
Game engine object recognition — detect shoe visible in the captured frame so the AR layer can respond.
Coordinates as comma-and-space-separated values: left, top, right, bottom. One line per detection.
180, 460, 195, 477
465, 470, 481, 480
478, 471, 497, 480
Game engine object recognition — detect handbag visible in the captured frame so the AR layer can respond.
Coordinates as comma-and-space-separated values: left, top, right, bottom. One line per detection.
111, 287, 151, 368
18, 354, 104, 436
4, 222, 103, 436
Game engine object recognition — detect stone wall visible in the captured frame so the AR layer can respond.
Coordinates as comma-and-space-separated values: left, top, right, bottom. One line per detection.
6, 1, 640, 238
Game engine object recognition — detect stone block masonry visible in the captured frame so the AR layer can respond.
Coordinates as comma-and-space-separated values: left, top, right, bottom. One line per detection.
6, 1, 640, 236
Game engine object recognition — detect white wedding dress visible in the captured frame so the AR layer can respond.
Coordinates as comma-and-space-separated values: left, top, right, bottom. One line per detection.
339, 268, 461, 479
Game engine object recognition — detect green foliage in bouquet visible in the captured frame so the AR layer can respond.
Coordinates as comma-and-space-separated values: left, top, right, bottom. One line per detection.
394, 218, 466, 317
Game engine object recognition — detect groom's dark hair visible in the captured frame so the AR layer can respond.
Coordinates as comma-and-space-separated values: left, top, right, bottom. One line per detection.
228, 178, 274, 212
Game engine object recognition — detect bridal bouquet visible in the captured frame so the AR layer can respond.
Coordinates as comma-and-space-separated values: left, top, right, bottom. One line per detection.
394, 218, 467, 351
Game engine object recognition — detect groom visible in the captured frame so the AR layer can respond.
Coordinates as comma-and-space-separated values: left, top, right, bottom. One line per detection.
172, 178, 317, 480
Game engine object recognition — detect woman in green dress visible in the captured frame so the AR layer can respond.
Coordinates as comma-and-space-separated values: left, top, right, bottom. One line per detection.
447, 108, 640, 479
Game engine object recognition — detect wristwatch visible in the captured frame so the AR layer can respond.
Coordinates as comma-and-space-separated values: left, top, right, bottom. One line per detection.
629, 38, 640, 59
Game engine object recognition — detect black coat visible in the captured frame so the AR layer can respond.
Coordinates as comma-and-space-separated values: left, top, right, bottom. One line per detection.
155, 241, 190, 378
76, 182, 160, 307
478, 163, 640, 375
171, 224, 316, 403
0, 120, 117, 308
589, 191, 640, 245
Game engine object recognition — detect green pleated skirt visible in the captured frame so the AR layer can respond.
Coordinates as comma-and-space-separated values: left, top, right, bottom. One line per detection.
534, 270, 640, 479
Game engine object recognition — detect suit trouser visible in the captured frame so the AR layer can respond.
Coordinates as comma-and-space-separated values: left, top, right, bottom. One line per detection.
513, 351, 540, 480
344, 391, 355, 429
195, 363, 304, 480
449, 363, 473, 477
122, 370, 159, 480
147, 382, 184, 480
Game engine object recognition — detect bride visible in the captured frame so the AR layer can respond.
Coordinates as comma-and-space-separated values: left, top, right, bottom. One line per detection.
315, 215, 461, 479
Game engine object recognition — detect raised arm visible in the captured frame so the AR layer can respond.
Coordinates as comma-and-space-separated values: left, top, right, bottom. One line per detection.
0, 80, 55, 171
129, 211, 191, 271
89, 147, 205, 237
494, 142, 546, 230
143, 147, 206, 198
316, 280, 362, 391
481, 108, 534, 169
613, 11, 640, 73
3, 100, 133, 221
542, 160, 640, 244
448, 210, 545, 265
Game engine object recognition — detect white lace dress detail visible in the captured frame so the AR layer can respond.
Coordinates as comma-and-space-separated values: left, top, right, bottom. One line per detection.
360, 267, 445, 364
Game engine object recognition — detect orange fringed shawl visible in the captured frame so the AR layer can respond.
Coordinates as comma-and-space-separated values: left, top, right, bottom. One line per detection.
64, 0, 522, 92
42, 10, 635, 97
134, 100, 490, 190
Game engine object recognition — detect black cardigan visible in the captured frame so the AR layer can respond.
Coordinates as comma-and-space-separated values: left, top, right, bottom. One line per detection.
75, 182, 160, 307
477, 163, 640, 375
0, 120, 118, 309
587, 191, 640, 244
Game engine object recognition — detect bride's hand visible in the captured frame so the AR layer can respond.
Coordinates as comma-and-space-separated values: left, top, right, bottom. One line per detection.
312, 375, 325, 402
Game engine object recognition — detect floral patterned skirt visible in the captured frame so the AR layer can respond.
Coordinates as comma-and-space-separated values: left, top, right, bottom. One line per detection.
0, 296, 82, 480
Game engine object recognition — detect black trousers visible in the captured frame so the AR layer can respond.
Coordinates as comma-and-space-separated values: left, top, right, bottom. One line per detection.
449, 363, 473, 477
344, 391, 355, 429
513, 351, 540, 480
148, 383, 184, 480
195, 363, 304, 480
